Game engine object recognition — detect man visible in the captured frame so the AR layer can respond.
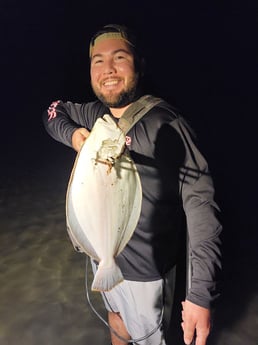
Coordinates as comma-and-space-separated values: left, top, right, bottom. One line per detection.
43, 24, 222, 345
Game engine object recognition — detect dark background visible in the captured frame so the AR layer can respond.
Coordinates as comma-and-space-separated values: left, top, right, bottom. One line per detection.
1, 0, 257, 344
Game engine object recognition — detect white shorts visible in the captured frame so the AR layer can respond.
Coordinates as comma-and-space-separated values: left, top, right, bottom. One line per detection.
91, 260, 170, 345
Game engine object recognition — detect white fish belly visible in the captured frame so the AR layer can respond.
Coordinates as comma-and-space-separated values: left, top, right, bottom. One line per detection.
66, 115, 142, 291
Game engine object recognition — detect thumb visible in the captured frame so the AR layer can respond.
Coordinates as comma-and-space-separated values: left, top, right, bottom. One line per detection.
72, 127, 90, 152
78, 128, 90, 139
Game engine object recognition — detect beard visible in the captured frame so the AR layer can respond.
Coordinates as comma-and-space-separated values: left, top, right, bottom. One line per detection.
92, 75, 139, 108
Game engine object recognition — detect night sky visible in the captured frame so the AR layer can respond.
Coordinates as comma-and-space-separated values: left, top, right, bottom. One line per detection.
1, 0, 258, 343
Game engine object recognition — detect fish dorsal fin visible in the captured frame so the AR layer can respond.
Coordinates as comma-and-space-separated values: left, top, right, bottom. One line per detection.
118, 95, 162, 134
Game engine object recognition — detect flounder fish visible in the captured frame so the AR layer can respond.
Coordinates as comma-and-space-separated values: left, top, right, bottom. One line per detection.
66, 114, 142, 291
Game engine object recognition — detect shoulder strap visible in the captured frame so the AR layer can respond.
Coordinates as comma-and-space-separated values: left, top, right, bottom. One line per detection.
118, 95, 163, 134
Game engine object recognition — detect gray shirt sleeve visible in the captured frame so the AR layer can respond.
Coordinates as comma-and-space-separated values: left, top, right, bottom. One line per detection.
42, 100, 108, 147
172, 117, 222, 309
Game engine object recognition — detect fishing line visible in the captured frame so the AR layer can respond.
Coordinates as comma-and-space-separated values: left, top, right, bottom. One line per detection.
85, 256, 164, 344
82, 115, 196, 344
83, 121, 194, 344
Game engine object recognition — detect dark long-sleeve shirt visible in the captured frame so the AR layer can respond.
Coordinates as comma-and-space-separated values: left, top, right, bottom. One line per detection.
42, 96, 222, 309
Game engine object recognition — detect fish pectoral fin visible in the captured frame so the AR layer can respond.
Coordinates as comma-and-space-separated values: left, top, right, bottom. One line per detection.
91, 259, 124, 292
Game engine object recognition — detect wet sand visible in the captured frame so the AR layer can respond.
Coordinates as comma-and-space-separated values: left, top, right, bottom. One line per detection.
0, 147, 110, 345
1, 144, 257, 345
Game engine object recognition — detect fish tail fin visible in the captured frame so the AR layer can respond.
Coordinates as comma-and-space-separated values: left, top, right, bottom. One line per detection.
91, 260, 124, 292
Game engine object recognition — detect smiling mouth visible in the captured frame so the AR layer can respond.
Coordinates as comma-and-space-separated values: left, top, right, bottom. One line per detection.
102, 79, 120, 87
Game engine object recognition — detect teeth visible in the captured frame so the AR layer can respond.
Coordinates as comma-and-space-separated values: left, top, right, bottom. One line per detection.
104, 80, 118, 86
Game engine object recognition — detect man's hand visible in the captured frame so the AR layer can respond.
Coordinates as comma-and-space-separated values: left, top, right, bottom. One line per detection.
181, 300, 211, 345
72, 128, 90, 152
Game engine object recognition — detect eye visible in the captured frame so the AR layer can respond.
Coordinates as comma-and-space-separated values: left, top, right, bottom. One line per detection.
91, 57, 103, 65
95, 59, 103, 64
114, 54, 126, 62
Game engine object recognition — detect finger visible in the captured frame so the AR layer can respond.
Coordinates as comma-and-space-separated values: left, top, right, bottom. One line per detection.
181, 321, 196, 344
75, 137, 85, 152
79, 134, 87, 146
72, 129, 89, 152
78, 128, 90, 139
195, 328, 209, 345
184, 330, 195, 345
183, 323, 195, 345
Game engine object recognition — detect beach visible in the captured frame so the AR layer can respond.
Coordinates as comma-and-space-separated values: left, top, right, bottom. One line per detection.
0, 145, 110, 345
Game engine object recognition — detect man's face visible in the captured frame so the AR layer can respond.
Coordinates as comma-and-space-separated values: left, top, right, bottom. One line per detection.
90, 38, 139, 108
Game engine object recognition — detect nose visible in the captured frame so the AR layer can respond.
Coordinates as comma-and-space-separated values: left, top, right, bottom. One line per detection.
103, 59, 116, 75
